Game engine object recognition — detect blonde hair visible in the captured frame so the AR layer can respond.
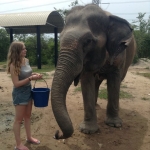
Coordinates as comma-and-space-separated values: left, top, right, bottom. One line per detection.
6, 41, 24, 75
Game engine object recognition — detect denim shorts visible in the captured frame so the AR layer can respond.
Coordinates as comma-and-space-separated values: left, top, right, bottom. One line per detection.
12, 84, 32, 106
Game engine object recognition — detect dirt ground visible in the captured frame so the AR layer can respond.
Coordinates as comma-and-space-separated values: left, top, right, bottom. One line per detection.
0, 59, 150, 150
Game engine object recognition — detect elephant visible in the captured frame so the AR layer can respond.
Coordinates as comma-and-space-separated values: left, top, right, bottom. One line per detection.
51, 4, 136, 139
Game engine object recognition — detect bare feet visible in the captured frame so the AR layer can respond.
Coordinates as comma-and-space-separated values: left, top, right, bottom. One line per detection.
15, 144, 29, 150
26, 137, 40, 144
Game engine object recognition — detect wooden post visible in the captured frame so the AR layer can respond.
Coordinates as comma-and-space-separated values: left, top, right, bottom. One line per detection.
36, 26, 41, 69
9, 28, 13, 43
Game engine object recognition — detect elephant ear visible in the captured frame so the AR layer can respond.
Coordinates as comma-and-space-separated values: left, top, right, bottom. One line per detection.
107, 15, 133, 65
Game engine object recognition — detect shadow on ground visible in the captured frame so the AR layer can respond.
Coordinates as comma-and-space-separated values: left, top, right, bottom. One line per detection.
78, 108, 148, 150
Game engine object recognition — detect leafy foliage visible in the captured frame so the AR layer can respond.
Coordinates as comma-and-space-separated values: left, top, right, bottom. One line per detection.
0, 28, 10, 61
25, 35, 37, 65
0, 1, 79, 65
54, 0, 79, 21
0, 2, 150, 66
132, 13, 150, 60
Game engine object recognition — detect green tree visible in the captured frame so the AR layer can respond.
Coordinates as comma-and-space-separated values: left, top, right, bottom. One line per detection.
47, 38, 59, 65
0, 0, 79, 65
14, 34, 29, 42
54, 0, 79, 20
24, 34, 55, 66
25, 35, 37, 65
40, 34, 50, 65
132, 13, 150, 59
0, 28, 9, 61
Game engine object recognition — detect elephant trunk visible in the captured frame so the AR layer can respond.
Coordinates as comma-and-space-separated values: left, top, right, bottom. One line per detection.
51, 50, 82, 139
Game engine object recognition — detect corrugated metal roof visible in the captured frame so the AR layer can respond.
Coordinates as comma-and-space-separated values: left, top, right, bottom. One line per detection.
0, 11, 64, 34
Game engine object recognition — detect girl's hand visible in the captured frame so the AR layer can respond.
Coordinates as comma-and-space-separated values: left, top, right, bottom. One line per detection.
32, 73, 41, 76
32, 74, 43, 80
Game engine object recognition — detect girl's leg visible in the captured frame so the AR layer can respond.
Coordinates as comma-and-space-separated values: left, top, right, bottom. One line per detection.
24, 100, 40, 143
13, 105, 29, 150
24, 100, 32, 139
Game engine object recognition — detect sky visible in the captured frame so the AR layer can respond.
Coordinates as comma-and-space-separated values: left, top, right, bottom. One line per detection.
0, 0, 150, 23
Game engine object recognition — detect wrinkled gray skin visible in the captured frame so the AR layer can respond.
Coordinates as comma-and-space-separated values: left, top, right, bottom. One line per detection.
51, 4, 136, 139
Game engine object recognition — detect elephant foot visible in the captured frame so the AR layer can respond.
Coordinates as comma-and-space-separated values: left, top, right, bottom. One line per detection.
105, 117, 122, 128
79, 121, 99, 134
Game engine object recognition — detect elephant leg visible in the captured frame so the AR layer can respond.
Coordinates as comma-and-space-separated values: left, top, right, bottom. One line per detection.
79, 72, 99, 134
95, 74, 103, 105
105, 71, 122, 128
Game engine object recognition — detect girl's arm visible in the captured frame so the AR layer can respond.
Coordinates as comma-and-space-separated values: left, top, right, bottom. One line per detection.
10, 64, 42, 88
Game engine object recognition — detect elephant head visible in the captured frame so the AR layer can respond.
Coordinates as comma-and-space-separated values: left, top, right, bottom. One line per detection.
51, 4, 135, 139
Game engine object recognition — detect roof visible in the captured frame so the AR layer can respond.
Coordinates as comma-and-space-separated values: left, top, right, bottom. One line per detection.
0, 11, 64, 34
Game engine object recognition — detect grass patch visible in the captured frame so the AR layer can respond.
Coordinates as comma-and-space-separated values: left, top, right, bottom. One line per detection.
74, 87, 133, 100
0, 62, 6, 69
137, 72, 150, 79
2, 64, 6, 69
119, 90, 133, 99
98, 89, 108, 99
141, 58, 149, 62
74, 86, 82, 92
141, 97, 150, 101
32, 65, 55, 73
145, 67, 149, 69
121, 84, 127, 88
0, 61, 6, 65
99, 89, 133, 99
0, 61, 55, 72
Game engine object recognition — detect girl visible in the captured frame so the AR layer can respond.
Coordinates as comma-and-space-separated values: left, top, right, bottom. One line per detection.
7, 41, 42, 150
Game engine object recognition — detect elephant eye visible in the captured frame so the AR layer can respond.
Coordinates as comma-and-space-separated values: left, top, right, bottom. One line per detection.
87, 39, 92, 43
83, 39, 92, 47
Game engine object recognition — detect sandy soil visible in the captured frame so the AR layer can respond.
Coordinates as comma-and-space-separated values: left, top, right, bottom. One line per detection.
0, 59, 150, 150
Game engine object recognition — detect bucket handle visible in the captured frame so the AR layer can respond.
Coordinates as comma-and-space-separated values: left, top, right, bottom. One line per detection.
33, 78, 48, 89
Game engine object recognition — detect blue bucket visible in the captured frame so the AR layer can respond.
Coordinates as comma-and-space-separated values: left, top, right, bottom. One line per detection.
31, 79, 50, 107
